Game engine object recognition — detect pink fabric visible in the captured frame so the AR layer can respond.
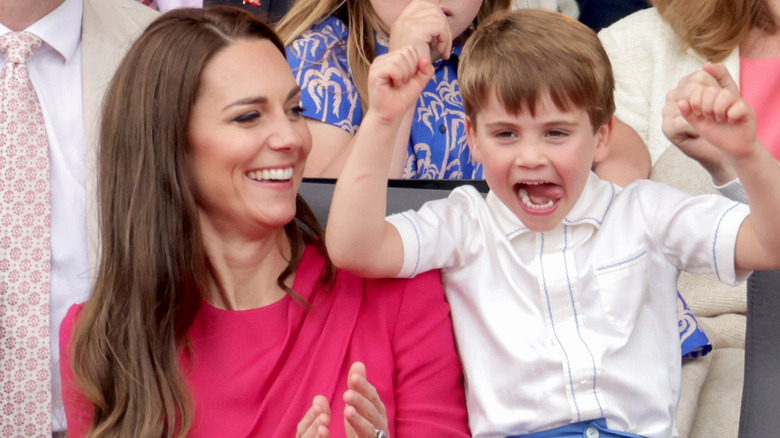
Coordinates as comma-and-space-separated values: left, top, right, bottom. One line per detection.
0, 31, 52, 437
740, 56, 780, 160
60, 245, 469, 437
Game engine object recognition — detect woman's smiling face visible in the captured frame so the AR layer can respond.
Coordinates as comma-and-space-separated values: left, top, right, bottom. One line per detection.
188, 38, 311, 237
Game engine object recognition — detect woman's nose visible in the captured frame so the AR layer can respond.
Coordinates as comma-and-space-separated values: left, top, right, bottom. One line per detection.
267, 117, 305, 151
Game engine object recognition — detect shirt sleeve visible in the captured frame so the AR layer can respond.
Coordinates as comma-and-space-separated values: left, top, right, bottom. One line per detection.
385, 188, 478, 279
388, 270, 471, 436
59, 304, 92, 438
635, 181, 751, 285
285, 16, 362, 135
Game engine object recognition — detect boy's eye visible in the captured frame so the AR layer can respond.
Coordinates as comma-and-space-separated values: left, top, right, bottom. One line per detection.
495, 130, 516, 138
234, 111, 260, 123
546, 129, 569, 138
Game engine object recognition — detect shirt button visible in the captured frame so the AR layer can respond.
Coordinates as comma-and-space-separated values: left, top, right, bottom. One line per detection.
585, 426, 599, 438
439, 124, 447, 133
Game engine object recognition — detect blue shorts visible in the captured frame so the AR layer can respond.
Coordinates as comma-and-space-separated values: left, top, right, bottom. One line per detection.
507, 418, 645, 438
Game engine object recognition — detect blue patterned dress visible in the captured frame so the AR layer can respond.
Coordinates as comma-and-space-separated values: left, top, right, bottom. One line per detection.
286, 16, 482, 179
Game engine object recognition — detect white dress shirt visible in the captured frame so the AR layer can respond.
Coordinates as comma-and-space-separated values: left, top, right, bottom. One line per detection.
387, 173, 749, 438
1, 0, 91, 431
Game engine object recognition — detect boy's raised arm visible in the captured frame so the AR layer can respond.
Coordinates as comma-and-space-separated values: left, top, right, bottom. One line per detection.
325, 48, 434, 278
673, 63, 780, 271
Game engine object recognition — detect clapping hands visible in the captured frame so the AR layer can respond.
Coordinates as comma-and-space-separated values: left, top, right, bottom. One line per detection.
296, 362, 390, 438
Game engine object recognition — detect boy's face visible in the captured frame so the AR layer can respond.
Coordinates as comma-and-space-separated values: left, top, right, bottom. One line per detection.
467, 90, 611, 232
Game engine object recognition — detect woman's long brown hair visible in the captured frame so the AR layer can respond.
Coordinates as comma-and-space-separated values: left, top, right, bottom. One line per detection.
652, 0, 775, 61
70, 6, 333, 437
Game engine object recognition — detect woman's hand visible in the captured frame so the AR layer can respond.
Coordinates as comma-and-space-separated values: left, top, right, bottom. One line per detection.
344, 362, 390, 438
662, 63, 741, 185
296, 395, 332, 438
389, 0, 452, 62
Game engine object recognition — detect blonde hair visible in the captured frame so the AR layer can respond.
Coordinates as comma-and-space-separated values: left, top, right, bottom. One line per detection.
652, 0, 775, 62
460, 9, 614, 132
71, 7, 333, 437
276, 0, 511, 111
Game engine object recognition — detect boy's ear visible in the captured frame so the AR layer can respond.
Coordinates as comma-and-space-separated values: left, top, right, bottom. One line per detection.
592, 116, 614, 164
465, 116, 483, 163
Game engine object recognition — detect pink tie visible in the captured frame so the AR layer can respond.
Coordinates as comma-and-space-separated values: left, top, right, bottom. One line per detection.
0, 31, 52, 437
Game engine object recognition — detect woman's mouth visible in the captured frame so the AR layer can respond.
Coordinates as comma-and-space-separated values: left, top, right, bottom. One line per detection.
247, 167, 293, 182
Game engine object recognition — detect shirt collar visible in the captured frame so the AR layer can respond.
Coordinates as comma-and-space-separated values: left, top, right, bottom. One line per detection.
1, 0, 83, 63
488, 172, 618, 240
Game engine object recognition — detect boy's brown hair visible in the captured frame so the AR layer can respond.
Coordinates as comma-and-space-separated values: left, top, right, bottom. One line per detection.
459, 9, 615, 132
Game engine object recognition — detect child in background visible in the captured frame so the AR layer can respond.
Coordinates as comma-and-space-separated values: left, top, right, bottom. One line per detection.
277, 0, 510, 179
324, 9, 780, 437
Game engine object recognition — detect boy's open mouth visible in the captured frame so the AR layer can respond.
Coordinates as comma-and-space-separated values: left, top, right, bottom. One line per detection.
515, 182, 562, 210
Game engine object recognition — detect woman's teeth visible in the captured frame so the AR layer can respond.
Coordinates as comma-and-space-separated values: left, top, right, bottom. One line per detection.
247, 167, 293, 181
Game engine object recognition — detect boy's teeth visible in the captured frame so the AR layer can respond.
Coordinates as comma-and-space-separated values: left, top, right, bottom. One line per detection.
518, 187, 555, 210
248, 167, 293, 181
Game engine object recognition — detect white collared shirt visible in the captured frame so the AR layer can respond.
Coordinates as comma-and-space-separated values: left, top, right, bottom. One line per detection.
1, 0, 90, 431
387, 173, 749, 438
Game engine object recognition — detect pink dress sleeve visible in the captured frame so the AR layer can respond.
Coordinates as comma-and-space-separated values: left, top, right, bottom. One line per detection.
740, 56, 780, 160
59, 303, 92, 438
388, 270, 471, 436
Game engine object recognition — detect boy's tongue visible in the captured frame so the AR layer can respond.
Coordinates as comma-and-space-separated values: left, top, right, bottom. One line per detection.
521, 182, 563, 205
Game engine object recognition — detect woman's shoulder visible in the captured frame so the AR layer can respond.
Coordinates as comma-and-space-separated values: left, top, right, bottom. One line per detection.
599, 7, 681, 54
61, 303, 86, 335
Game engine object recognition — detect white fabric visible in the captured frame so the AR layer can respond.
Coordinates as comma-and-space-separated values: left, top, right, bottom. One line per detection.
0, 0, 90, 431
597, 7, 741, 164
157, 0, 202, 13
386, 173, 750, 438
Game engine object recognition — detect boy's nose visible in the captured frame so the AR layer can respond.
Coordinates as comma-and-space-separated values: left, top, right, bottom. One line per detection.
514, 143, 546, 168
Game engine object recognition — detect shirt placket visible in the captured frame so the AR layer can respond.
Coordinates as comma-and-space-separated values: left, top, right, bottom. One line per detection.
537, 227, 603, 423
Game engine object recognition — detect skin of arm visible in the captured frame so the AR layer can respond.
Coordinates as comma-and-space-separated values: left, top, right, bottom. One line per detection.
326, 48, 434, 277
593, 117, 651, 186
676, 63, 780, 271
302, 113, 414, 179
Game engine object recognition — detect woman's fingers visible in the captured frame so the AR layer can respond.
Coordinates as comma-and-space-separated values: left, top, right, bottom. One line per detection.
343, 362, 389, 438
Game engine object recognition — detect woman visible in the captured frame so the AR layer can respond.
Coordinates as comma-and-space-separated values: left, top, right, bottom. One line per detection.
59, 7, 469, 438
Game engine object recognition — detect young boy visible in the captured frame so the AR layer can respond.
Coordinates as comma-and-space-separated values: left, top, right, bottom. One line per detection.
325, 9, 780, 438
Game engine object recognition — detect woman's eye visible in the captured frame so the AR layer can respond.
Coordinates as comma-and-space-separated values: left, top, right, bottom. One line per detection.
234, 111, 260, 123
288, 105, 305, 118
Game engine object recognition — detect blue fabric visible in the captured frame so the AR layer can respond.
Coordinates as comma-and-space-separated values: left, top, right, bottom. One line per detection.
678, 291, 712, 358
507, 418, 645, 437
286, 16, 481, 179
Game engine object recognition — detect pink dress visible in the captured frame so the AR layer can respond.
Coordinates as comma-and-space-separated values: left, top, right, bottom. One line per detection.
60, 245, 470, 437
740, 56, 780, 159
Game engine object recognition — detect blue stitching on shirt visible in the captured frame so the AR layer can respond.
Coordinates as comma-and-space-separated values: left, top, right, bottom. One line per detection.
594, 250, 648, 272
712, 203, 740, 282
540, 232, 582, 421
563, 225, 604, 418
506, 228, 526, 239
400, 213, 422, 278
563, 182, 615, 226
